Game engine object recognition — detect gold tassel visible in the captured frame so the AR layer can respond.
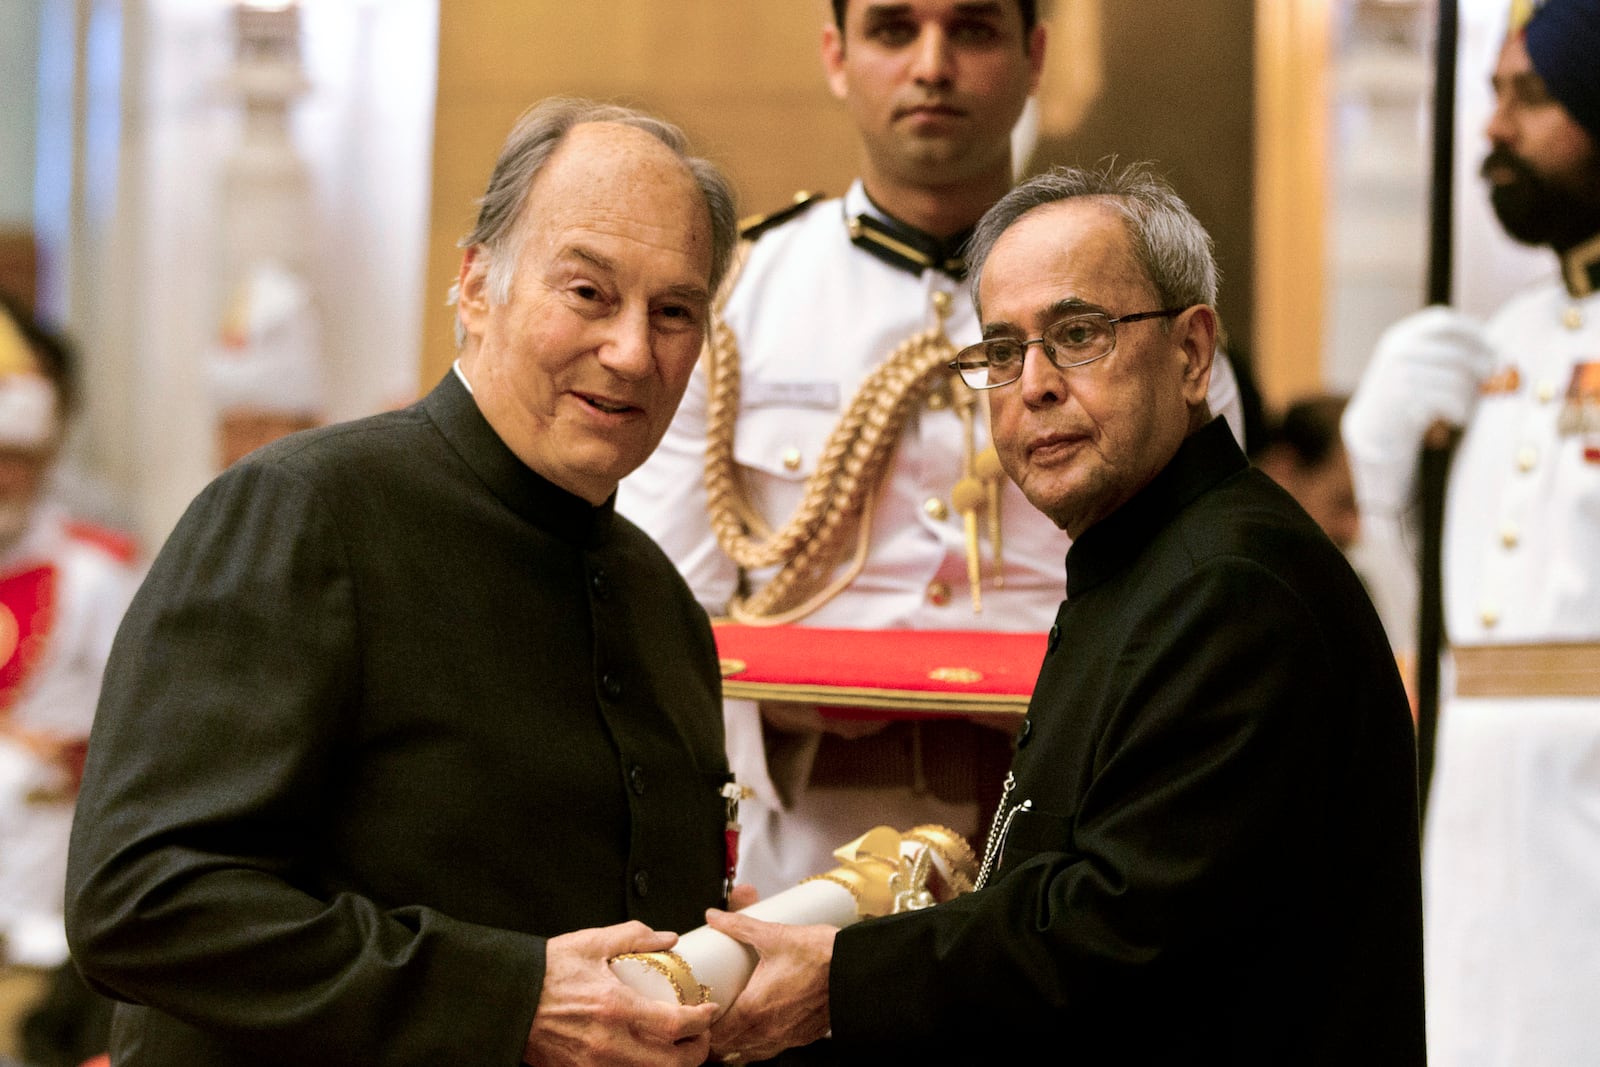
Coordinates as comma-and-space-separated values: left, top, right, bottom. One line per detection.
951, 475, 986, 613
975, 446, 1005, 587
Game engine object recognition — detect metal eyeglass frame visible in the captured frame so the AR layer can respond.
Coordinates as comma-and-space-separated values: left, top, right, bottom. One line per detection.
949, 307, 1188, 390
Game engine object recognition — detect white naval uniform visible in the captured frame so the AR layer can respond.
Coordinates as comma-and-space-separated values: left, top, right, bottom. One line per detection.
0, 503, 140, 968
1345, 279, 1600, 1066
619, 181, 1244, 896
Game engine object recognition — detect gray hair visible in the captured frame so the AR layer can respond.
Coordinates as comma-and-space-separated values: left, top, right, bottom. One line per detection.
451, 97, 738, 346
967, 161, 1220, 321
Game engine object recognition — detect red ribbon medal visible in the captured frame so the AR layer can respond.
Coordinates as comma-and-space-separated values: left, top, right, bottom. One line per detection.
0, 564, 56, 713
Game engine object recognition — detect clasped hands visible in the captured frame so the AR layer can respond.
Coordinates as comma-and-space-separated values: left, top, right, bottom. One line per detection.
523, 890, 834, 1067
704, 907, 836, 1064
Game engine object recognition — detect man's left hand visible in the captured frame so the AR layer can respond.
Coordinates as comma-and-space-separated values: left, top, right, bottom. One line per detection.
704, 909, 835, 1063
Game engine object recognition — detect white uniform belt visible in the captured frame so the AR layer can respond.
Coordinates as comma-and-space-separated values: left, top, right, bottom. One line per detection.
1453, 642, 1600, 698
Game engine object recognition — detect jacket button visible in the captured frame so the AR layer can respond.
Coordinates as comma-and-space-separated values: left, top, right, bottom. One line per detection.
1017, 718, 1033, 747
926, 580, 952, 606
590, 569, 609, 600
782, 447, 802, 471
602, 673, 623, 700
630, 765, 646, 795
1047, 624, 1060, 652
923, 496, 949, 521
633, 869, 650, 897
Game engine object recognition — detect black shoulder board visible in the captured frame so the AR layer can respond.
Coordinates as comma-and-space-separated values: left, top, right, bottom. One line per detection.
738, 191, 826, 241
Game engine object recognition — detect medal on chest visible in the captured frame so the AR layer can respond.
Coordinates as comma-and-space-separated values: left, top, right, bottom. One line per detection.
1, 564, 56, 713
1555, 360, 1600, 462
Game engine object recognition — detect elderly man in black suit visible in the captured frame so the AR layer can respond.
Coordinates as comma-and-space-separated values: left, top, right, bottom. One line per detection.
65, 98, 738, 1067
706, 163, 1425, 1066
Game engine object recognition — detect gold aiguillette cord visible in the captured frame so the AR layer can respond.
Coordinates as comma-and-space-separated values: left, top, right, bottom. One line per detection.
952, 378, 984, 612
975, 446, 1004, 586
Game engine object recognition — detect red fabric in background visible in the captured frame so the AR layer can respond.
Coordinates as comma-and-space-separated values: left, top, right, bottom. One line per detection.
0, 564, 55, 711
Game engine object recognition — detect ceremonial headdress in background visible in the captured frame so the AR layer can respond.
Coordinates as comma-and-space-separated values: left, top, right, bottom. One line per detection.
1521, 0, 1600, 141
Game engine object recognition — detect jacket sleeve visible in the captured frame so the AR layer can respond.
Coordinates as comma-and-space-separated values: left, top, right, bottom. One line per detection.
827, 553, 1398, 1053
64, 461, 545, 1067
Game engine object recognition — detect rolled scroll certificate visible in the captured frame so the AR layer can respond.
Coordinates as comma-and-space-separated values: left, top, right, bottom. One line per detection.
609, 824, 976, 1015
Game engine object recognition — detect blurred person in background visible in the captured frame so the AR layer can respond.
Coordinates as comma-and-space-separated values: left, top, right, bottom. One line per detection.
1253, 393, 1360, 551
1343, 0, 1600, 1061
0, 292, 140, 1067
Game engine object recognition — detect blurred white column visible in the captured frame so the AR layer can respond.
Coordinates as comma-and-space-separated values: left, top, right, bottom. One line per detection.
37, 0, 438, 548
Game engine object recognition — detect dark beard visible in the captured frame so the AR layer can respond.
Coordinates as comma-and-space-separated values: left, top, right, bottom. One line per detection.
1482, 147, 1600, 252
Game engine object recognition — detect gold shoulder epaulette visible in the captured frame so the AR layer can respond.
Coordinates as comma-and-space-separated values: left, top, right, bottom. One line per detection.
738, 191, 825, 242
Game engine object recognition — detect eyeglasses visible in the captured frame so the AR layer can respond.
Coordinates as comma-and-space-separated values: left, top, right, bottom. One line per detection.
949, 307, 1188, 390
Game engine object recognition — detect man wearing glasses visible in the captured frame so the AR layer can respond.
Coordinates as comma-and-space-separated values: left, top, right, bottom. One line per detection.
619, 0, 1244, 903
704, 164, 1425, 1065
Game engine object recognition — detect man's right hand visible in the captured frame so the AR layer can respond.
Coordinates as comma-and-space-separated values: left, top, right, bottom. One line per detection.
704, 909, 835, 1064
524, 921, 716, 1067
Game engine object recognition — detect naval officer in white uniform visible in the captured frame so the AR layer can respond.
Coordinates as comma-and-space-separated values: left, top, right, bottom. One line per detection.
620, 0, 1243, 896
1344, 1, 1600, 1061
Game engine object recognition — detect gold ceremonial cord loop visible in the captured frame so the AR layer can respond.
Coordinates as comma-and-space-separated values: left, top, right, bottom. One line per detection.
704, 294, 958, 625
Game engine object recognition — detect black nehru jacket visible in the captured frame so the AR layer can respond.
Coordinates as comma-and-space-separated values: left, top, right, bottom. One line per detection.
66, 373, 730, 1066
827, 418, 1426, 1065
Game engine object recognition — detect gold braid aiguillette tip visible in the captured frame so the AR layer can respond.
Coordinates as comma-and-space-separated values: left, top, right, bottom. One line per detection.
974, 446, 1006, 586
952, 475, 987, 612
